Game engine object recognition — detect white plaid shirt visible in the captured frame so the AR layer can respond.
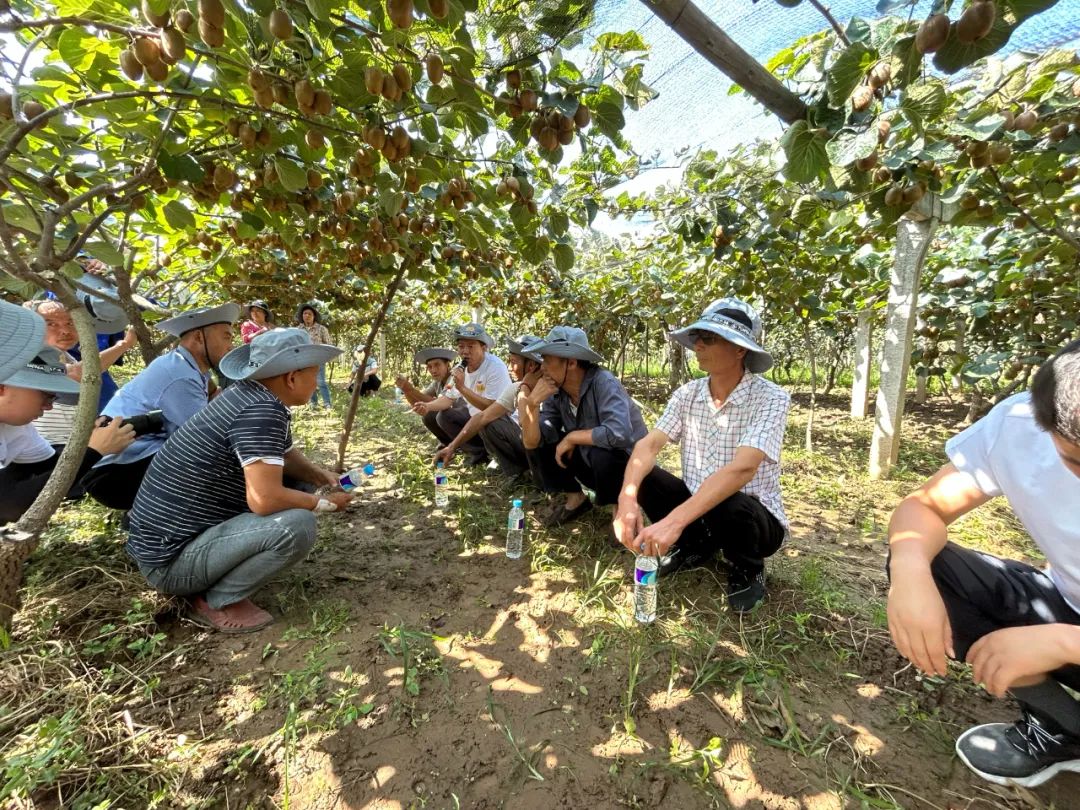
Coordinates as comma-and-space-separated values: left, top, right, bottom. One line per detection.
655, 373, 790, 529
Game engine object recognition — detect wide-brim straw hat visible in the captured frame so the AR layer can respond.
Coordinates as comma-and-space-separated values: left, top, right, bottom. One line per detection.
155, 302, 240, 337
506, 334, 543, 363
77, 273, 130, 333
452, 322, 494, 348
4, 347, 81, 405
527, 326, 604, 364
0, 299, 47, 383
414, 347, 456, 364
669, 297, 773, 373
219, 327, 342, 381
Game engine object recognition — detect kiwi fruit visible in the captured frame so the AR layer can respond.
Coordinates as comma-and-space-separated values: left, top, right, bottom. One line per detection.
253, 87, 274, 108
574, 104, 591, 129
1013, 109, 1038, 132
883, 184, 904, 206
199, 19, 224, 47
387, 0, 413, 29
425, 54, 444, 84
519, 89, 538, 112
272, 82, 291, 105
381, 75, 400, 102
915, 13, 950, 54
873, 166, 891, 184
142, 0, 169, 27
22, 100, 46, 124
364, 67, 384, 96
269, 9, 293, 40
133, 36, 162, 66
392, 64, 412, 93
313, 89, 332, 115
851, 84, 874, 112
161, 28, 186, 62
294, 78, 315, 109
956, 0, 995, 45
145, 59, 169, 81
120, 49, 144, 81
507, 69, 522, 89
867, 62, 891, 90
902, 182, 926, 204
213, 164, 235, 191
175, 9, 195, 32
307, 169, 323, 189
255, 125, 272, 147
429, 0, 449, 18
238, 123, 256, 148
1048, 123, 1070, 142
198, 0, 226, 27
989, 143, 1011, 164
305, 129, 324, 149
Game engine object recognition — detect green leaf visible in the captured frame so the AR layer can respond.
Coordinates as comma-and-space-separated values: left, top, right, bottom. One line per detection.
305, 0, 335, 21
274, 158, 307, 193
381, 189, 404, 217
84, 240, 124, 266
591, 100, 625, 141
826, 42, 875, 107
553, 242, 574, 272
780, 121, 829, 183
900, 81, 948, 131
162, 200, 196, 230
158, 152, 205, 183
57, 28, 103, 72
0, 203, 42, 234
825, 127, 879, 166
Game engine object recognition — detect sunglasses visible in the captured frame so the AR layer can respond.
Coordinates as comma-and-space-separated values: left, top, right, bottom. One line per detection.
688, 330, 725, 346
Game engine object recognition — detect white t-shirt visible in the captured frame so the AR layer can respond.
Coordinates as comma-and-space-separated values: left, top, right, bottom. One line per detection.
946, 392, 1080, 610
445, 353, 512, 417
495, 380, 525, 425
0, 423, 56, 469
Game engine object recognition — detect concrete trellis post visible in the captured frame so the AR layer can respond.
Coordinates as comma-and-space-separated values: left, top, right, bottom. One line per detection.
849, 310, 873, 418
869, 194, 955, 479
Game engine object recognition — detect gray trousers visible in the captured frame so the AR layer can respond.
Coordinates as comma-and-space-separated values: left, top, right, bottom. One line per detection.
139, 509, 317, 609
436, 406, 488, 462
480, 415, 529, 477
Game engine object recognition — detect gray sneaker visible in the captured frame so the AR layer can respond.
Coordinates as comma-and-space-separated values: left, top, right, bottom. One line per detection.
727, 569, 767, 612
956, 713, 1080, 787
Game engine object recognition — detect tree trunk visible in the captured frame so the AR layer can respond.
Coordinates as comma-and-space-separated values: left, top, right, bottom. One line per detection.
639, 0, 808, 124
667, 334, 686, 393
850, 310, 873, 419
336, 268, 407, 472
914, 371, 928, 405
951, 316, 965, 394
803, 320, 817, 454
644, 322, 650, 395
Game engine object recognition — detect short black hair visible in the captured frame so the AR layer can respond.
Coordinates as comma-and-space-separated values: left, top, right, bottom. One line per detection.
1032, 338, 1080, 444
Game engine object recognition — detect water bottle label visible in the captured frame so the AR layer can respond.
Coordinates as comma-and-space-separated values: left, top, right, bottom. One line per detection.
339, 471, 358, 491
435, 474, 447, 486
508, 517, 524, 530
635, 567, 657, 586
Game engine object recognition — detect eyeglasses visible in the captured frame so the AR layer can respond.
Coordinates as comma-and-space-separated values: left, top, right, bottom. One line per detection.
688, 330, 725, 346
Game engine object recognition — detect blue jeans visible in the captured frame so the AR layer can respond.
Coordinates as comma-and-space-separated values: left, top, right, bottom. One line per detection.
310, 364, 331, 407
138, 509, 317, 609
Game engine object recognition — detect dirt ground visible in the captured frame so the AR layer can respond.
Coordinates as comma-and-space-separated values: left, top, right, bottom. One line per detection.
5, 390, 1077, 809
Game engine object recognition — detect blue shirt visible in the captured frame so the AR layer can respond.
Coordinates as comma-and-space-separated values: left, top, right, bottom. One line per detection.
127, 380, 292, 568
538, 366, 647, 464
69, 334, 123, 411
97, 346, 211, 467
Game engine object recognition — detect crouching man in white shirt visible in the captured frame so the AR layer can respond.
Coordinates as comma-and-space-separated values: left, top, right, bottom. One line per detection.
886, 339, 1080, 788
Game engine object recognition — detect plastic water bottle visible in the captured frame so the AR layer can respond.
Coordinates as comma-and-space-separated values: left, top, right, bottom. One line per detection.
634, 555, 658, 624
393, 386, 403, 405
339, 462, 375, 492
434, 461, 449, 507
506, 499, 525, 559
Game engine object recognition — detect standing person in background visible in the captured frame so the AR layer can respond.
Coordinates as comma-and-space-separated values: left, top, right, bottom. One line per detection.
241, 301, 272, 344
395, 348, 460, 447
296, 303, 334, 408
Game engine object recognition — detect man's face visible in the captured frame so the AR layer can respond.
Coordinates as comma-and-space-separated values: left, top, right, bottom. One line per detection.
287, 367, 319, 405
689, 330, 746, 376
508, 353, 526, 381
41, 304, 77, 350
204, 323, 235, 367
426, 359, 449, 380
0, 384, 55, 425
1051, 432, 1080, 479
457, 339, 485, 369
541, 355, 569, 388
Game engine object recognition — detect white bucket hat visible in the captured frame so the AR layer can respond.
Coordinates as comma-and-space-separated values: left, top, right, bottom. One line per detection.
219, 327, 342, 381
3, 347, 81, 405
452, 323, 494, 348
670, 297, 773, 373
527, 326, 604, 364
0, 299, 47, 383
506, 334, 543, 363
156, 302, 240, 337
413, 347, 456, 364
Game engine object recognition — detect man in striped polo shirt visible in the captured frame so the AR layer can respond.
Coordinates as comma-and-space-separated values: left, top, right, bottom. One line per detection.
127, 329, 351, 633
614, 298, 790, 612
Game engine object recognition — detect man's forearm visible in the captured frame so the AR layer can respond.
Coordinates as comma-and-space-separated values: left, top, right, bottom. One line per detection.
620, 442, 660, 501
448, 410, 487, 451
519, 397, 541, 448
887, 498, 950, 575
284, 448, 330, 485
249, 484, 320, 515
565, 429, 594, 448
457, 385, 494, 411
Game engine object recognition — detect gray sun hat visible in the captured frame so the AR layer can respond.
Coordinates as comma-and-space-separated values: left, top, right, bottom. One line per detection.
452, 322, 494, 348
77, 273, 130, 333
527, 326, 604, 364
219, 327, 342, 381
0, 299, 47, 383
155, 302, 241, 338
507, 334, 543, 363
244, 300, 272, 321
414, 347, 456, 364
670, 297, 773, 373
3, 347, 81, 405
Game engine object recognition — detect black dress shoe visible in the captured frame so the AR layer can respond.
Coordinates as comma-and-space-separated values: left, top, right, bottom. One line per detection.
543, 498, 593, 527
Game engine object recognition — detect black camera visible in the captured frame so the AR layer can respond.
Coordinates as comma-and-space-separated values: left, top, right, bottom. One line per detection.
101, 410, 165, 436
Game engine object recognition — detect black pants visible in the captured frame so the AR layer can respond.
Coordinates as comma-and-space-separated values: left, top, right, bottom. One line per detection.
360, 374, 381, 397
82, 455, 156, 512
638, 468, 786, 575
480, 415, 529, 478
422, 410, 454, 446
436, 407, 488, 462
928, 543, 1080, 691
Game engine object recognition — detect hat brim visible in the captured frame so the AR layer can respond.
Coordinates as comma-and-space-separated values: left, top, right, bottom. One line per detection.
79, 275, 130, 333
454, 334, 494, 348
506, 339, 542, 363
528, 340, 604, 364
414, 348, 456, 364
219, 342, 342, 381
156, 302, 241, 337
0, 300, 47, 382
3, 366, 81, 404
670, 323, 773, 373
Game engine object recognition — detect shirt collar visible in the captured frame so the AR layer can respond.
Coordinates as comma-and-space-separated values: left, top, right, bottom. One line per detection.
175, 345, 211, 380
695, 371, 754, 408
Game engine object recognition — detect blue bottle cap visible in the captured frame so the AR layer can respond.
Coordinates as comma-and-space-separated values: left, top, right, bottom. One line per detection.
363, 462, 375, 475
512, 499, 522, 507
436, 461, 444, 468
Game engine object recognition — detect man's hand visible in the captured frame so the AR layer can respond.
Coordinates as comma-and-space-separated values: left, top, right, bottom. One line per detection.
634, 515, 685, 557
434, 446, 455, 466
968, 625, 1074, 698
412, 402, 429, 416
119, 328, 138, 350
316, 468, 340, 490
325, 491, 354, 510
886, 566, 954, 677
530, 375, 558, 404
555, 436, 575, 468
65, 361, 83, 382
88, 417, 136, 455
394, 375, 409, 389
613, 497, 644, 550
451, 366, 465, 388
521, 370, 542, 389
